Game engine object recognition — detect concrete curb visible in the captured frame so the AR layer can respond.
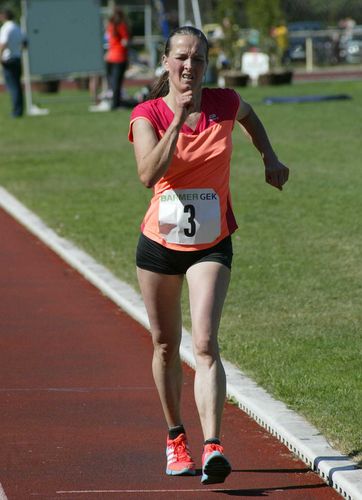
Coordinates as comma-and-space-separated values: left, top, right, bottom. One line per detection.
1, 186, 361, 500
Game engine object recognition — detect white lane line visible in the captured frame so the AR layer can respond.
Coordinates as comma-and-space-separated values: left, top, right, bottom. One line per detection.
1, 187, 361, 500
0, 484, 8, 500
57, 488, 237, 494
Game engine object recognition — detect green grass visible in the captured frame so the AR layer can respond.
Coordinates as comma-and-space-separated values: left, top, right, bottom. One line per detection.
1, 81, 361, 465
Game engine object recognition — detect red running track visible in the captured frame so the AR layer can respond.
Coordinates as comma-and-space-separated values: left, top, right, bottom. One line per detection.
0, 208, 341, 499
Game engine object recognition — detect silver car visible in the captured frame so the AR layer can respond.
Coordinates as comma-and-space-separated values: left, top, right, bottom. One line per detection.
345, 34, 362, 63
339, 32, 362, 63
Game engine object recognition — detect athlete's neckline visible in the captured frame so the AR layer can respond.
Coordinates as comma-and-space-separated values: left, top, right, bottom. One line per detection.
161, 92, 204, 133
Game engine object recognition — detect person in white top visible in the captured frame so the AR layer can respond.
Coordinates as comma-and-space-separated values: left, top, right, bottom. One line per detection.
0, 8, 26, 117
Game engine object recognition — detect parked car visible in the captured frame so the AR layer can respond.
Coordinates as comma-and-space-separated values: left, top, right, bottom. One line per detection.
288, 36, 306, 62
289, 34, 334, 65
339, 32, 362, 63
288, 21, 337, 65
288, 21, 325, 32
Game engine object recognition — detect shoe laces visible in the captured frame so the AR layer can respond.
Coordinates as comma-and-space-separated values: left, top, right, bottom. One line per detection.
204, 443, 223, 454
171, 436, 190, 460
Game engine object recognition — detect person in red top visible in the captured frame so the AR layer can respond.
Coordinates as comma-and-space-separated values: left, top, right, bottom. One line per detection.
129, 26, 289, 484
105, 6, 130, 109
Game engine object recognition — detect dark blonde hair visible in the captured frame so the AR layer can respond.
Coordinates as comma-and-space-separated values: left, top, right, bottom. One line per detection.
148, 26, 209, 100
0, 8, 14, 20
110, 6, 128, 37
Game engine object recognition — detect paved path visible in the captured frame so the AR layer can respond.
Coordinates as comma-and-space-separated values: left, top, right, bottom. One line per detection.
0, 208, 341, 499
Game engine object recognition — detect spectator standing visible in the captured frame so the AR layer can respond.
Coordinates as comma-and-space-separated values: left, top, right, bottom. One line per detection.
105, 6, 130, 110
0, 8, 26, 117
271, 22, 290, 66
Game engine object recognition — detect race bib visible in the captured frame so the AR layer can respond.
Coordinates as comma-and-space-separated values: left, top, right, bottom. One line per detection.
158, 188, 221, 245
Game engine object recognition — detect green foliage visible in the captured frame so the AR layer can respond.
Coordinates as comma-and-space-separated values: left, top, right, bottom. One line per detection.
289, 0, 362, 24
213, 0, 241, 70
245, 0, 283, 39
215, 0, 239, 23
0, 0, 21, 19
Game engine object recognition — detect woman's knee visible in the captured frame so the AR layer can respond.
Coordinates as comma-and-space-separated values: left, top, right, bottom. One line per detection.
193, 334, 219, 362
153, 338, 180, 364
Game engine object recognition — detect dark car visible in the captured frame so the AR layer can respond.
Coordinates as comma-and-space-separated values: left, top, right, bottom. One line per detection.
288, 22, 334, 65
288, 36, 306, 62
289, 35, 334, 64
288, 21, 324, 32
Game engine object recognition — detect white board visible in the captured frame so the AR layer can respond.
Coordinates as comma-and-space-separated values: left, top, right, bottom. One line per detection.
242, 51, 270, 82
24, 0, 104, 77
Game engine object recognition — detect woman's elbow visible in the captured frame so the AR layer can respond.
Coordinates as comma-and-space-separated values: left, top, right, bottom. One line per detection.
142, 179, 155, 189
138, 171, 155, 189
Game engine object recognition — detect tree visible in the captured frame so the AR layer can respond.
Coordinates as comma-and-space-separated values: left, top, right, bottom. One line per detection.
245, 0, 283, 40
281, 0, 362, 25
213, 0, 242, 69
0, 0, 21, 19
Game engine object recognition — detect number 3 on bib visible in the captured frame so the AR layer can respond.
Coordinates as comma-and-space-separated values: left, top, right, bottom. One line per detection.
183, 204, 196, 237
158, 188, 221, 245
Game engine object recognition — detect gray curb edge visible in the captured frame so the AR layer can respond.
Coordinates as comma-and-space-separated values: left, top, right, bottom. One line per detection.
0, 186, 361, 500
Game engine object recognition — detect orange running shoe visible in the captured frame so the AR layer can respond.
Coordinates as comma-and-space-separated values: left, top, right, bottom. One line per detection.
166, 433, 196, 476
201, 443, 232, 484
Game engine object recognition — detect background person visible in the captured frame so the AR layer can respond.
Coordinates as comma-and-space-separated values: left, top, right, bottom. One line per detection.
271, 21, 290, 66
105, 6, 130, 110
128, 26, 289, 485
0, 7, 26, 117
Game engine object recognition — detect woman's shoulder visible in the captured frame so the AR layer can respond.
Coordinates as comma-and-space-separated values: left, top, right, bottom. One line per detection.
202, 87, 240, 118
130, 97, 165, 120
129, 98, 169, 141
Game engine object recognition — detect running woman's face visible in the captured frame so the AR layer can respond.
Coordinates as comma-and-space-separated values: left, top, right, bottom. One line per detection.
163, 35, 208, 93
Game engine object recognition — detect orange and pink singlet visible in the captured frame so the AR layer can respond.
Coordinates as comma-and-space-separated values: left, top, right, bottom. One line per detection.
129, 88, 240, 251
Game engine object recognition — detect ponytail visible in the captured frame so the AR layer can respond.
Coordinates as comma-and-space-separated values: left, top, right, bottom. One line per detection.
148, 71, 169, 100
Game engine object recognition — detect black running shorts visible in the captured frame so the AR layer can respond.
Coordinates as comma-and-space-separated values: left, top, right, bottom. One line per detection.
136, 233, 233, 275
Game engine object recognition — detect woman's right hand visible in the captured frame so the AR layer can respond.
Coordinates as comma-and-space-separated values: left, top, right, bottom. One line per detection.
173, 90, 194, 125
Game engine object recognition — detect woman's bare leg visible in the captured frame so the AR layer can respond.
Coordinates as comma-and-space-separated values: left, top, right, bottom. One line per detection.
137, 267, 184, 427
186, 262, 230, 440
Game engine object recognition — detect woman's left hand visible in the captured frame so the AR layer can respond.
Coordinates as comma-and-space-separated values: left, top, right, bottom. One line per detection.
264, 160, 289, 191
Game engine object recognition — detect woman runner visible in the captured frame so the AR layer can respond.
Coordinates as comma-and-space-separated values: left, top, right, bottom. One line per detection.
128, 26, 289, 485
